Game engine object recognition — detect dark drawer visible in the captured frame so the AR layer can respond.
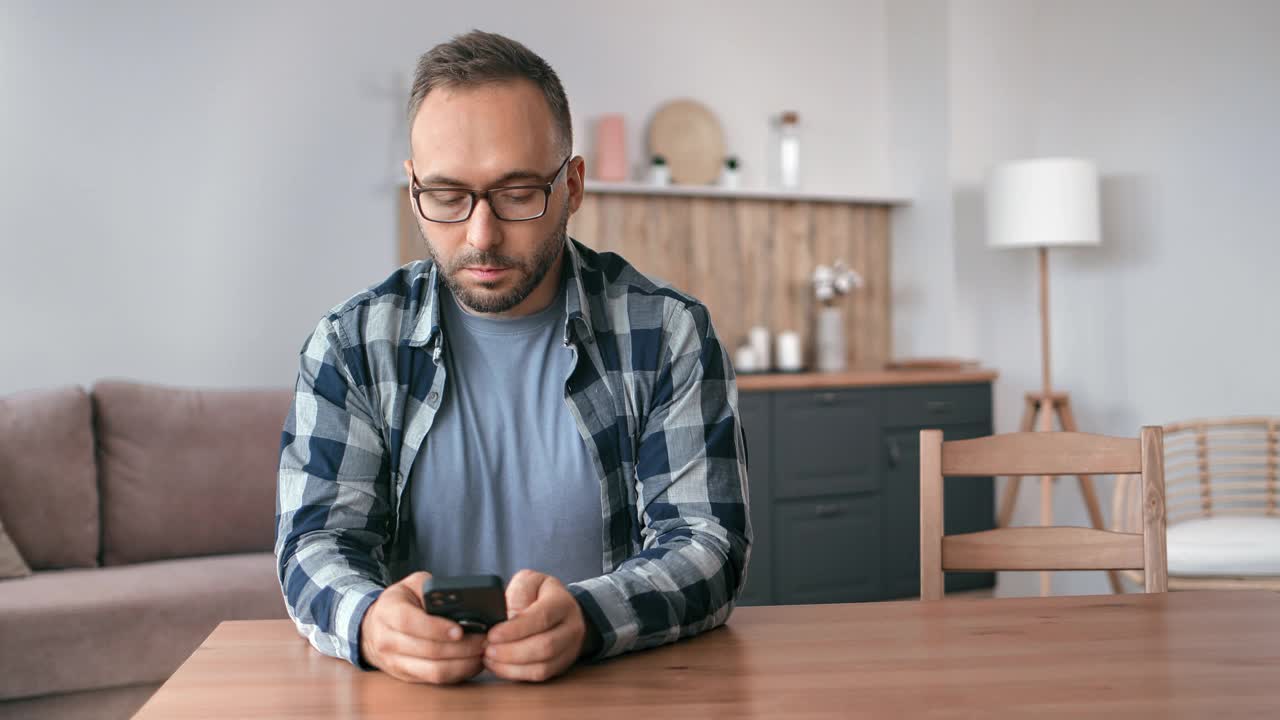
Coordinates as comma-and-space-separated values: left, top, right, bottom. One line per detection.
773, 494, 881, 604
881, 384, 991, 428
773, 389, 879, 499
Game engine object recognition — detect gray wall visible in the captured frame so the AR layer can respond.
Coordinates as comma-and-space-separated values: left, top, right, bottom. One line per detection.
0, 0, 891, 394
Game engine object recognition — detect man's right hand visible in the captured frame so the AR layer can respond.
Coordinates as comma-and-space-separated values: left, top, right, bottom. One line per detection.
358, 571, 486, 684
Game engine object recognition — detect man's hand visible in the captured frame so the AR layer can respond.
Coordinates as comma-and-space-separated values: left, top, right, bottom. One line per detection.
483, 570, 591, 682
359, 571, 486, 684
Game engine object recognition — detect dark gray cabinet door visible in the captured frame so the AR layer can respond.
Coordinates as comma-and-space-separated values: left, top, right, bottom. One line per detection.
939, 424, 996, 592
773, 494, 881, 604
773, 389, 881, 499
737, 392, 772, 606
881, 422, 995, 599
881, 427, 923, 599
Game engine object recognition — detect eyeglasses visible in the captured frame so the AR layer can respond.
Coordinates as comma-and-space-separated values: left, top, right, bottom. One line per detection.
410, 155, 571, 223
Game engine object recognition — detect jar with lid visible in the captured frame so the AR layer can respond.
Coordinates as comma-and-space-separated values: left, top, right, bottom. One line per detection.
773, 111, 800, 189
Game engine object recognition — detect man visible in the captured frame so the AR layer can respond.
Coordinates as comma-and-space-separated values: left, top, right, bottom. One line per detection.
275, 30, 750, 685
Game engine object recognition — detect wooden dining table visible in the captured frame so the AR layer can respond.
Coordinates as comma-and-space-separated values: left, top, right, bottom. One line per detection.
133, 590, 1280, 718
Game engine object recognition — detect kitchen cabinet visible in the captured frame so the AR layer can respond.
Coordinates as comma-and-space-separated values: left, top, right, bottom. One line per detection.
736, 378, 995, 605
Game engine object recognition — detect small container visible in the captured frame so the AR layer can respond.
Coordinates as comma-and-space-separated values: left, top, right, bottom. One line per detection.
775, 111, 800, 189
748, 325, 771, 371
776, 331, 804, 372
594, 114, 628, 182
734, 344, 758, 373
649, 155, 671, 186
719, 156, 740, 189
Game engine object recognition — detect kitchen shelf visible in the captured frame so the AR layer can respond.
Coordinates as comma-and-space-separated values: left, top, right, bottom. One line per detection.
583, 180, 910, 206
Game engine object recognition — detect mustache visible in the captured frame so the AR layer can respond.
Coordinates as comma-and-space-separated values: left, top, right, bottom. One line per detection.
449, 251, 521, 271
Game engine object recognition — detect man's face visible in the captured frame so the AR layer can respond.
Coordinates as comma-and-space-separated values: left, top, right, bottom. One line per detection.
406, 80, 583, 316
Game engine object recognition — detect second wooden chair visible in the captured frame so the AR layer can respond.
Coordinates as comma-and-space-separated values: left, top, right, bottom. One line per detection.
920, 428, 1167, 600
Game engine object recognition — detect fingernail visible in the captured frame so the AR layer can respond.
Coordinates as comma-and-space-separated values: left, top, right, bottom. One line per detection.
449, 628, 462, 640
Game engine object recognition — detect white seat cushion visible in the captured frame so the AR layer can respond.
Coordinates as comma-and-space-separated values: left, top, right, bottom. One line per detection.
1166, 516, 1280, 577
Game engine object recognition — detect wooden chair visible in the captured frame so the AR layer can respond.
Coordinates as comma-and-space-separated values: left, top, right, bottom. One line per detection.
920, 428, 1167, 600
1112, 417, 1280, 591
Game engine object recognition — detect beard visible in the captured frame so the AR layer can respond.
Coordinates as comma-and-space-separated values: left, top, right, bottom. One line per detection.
420, 198, 569, 314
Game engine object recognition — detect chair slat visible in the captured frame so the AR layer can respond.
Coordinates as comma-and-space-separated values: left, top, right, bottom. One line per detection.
1165, 417, 1280, 433
942, 527, 1144, 571
1168, 494, 1279, 516
1169, 507, 1279, 524
941, 432, 1140, 476
1167, 480, 1275, 500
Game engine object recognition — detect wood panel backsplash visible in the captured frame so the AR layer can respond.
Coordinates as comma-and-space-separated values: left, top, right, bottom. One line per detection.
398, 190, 892, 370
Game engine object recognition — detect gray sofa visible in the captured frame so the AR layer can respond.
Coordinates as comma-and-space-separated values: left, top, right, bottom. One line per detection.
0, 381, 294, 719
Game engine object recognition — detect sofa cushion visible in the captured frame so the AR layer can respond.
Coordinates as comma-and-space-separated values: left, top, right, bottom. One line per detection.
0, 518, 32, 580
0, 552, 288, 700
0, 385, 99, 569
0, 682, 161, 720
93, 381, 292, 566
1167, 515, 1280, 577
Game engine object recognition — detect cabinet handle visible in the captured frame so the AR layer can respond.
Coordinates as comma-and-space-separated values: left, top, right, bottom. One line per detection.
926, 400, 955, 415
813, 502, 848, 518
816, 392, 838, 405
887, 437, 902, 469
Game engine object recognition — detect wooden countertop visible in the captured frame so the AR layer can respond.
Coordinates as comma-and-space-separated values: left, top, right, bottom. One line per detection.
736, 367, 998, 391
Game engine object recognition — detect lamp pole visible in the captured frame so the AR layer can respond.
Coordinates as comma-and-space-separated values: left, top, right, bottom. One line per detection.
1038, 246, 1054, 596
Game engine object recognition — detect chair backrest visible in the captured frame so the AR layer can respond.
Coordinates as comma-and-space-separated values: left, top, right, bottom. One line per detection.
920, 428, 1167, 600
1114, 417, 1278, 529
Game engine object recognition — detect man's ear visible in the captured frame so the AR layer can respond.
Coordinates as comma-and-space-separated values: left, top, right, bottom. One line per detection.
403, 159, 416, 184
567, 155, 586, 215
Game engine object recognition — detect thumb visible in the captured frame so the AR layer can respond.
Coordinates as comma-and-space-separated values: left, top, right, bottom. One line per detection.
505, 569, 545, 618
396, 571, 432, 609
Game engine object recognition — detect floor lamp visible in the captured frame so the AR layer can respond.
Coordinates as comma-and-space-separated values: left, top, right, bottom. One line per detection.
986, 157, 1121, 595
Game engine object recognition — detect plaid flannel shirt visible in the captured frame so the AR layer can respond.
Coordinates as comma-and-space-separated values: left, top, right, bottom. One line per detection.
275, 237, 751, 668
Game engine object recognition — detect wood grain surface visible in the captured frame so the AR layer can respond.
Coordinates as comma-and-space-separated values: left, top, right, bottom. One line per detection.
135, 591, 1280, 719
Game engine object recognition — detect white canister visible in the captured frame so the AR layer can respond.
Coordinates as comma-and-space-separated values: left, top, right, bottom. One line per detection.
775, 331, 804, 372
748, 326, 771, 372
733, 344, 758, 374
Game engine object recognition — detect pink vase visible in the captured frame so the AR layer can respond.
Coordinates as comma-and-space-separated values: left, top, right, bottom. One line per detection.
594, 114, 628, 182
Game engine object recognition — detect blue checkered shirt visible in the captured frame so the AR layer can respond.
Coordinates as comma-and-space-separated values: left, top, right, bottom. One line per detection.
275, 238, 751, 667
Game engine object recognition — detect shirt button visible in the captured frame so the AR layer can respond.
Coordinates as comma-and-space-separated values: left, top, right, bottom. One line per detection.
427, 391, 440, 406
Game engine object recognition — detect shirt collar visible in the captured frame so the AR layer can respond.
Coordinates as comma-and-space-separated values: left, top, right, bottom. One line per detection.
406, 237, 595, 349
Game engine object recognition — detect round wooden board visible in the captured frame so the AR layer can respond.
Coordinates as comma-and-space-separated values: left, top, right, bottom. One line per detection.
647, 99, 725, 185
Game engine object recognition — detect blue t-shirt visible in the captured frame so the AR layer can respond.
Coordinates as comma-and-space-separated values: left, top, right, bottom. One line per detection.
407, 281, 604, 585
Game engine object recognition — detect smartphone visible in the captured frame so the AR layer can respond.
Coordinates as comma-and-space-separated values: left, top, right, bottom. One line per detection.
421, 574, 507, 633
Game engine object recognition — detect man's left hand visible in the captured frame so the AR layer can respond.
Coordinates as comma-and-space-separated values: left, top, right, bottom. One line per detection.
483, 570, 588, 682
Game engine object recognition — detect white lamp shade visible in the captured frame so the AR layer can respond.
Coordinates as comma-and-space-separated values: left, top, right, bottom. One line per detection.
986, 157, 1101, 249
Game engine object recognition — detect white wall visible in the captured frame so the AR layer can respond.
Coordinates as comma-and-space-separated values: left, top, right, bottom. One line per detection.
945, 0, 1280, 596
0, 0, 891, 395
884, 0, 954, 358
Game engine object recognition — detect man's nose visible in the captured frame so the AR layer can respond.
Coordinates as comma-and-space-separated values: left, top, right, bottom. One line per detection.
465, 196, 502, 252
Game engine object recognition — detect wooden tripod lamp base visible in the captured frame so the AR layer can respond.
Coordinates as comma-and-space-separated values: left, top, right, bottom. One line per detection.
987, 157, 1107, 597
996, 391, 1123, 595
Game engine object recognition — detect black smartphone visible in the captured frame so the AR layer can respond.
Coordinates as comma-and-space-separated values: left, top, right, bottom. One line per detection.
421, 574, 507, 633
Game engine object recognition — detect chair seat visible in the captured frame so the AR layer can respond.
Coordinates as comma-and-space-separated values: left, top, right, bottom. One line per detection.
1167, 516, 1280, 577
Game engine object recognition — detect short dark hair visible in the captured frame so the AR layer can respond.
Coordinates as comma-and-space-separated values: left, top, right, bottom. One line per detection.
407, 30, 572, 155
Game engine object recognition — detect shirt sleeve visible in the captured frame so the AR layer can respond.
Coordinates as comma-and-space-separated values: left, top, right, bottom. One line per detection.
275, 316, 392, 669
567, 301, 752, 658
